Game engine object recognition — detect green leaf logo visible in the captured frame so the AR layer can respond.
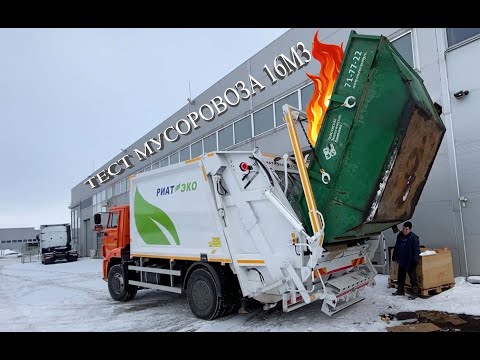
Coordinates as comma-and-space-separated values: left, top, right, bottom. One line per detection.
134, 188, 180, 245
175, 183, 180, 192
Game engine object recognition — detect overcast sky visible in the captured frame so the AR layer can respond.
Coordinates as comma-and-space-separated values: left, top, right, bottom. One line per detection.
0, 28, 288, 229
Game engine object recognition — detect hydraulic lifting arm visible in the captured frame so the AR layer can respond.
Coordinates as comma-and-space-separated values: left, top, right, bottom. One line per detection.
282, 104, 325, 248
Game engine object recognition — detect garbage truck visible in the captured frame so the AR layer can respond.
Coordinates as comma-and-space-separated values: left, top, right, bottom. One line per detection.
95, 31, 445, 320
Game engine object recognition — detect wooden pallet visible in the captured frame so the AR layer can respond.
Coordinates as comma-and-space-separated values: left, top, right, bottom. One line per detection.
388, 279, 455, 297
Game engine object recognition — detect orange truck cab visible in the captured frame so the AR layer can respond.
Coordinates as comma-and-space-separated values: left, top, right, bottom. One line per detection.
97, 205, 131, 281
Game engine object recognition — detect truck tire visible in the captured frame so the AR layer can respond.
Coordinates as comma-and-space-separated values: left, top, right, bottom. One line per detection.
212, 266, 240, 317
108, 264, 138, 302
187, 267, 237, 320
42, 255, 55, 265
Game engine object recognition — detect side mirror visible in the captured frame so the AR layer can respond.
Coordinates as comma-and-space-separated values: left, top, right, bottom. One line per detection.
95, 224, 104, 232
94, 213, 102, 225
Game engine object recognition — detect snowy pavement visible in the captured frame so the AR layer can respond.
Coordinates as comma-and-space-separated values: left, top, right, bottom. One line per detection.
1, 256, 479, 332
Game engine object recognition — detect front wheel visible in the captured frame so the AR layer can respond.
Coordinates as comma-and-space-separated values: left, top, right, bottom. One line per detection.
107, 264, 138, 301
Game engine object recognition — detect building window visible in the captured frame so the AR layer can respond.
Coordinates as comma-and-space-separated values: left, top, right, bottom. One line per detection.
218, 125, 233, 150
114, 181, 121, 196
301, 83, 314, 111
106, 186, 112, 199
275, 91, 299, 126
144, 165, 151, 172
152, 161, 160, 170
447, 28, 480, 47
391, 32, 414, 68
120, 179, 127, 194
92, 190, 107, 214
180, 147, 190, 162
160, 158, 169, 167
170, 152, 179, 165
234, 116, 252, 144
92, 194, 97, 214
191, 140, 203, 158
203, 133, 217, 153
253, 104, 274, 136
71, 208, 80, 248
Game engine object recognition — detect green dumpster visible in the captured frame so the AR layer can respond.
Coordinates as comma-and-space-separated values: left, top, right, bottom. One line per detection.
298, 31, 446, 243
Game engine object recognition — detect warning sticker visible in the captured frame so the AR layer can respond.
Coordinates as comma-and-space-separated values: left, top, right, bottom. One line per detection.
208, 237, 221, 248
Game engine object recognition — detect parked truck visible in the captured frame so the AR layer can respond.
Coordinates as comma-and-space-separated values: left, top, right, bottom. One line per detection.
39, 224, 78, 265
95, 31, 445, 319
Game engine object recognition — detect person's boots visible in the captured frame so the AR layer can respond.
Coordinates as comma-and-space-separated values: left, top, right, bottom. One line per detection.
408, 286, 419, 299
392, 285, 405, 296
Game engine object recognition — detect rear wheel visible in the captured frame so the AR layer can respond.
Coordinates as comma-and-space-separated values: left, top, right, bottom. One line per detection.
42, 255, 54, 265
187, 266, 239, 320
107, 264, 138, 301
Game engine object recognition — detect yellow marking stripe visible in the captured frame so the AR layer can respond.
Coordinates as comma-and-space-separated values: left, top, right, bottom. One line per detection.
210, 258, 232, 263
130, 253, 232, 263
207, 153, 215, 157
237, 259, 265, 264
201, 165, 208, 182
313, 267, 328, 279
261, 152, 280, 158
351, 257, 365, 266
185, 157, 201, 164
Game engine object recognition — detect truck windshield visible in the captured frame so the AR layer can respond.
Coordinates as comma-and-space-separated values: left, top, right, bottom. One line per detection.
108, 213, 119, 228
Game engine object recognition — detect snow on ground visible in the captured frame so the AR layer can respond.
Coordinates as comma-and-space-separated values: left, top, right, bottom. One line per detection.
1, 256, 479, 332
0, 249, 22, 257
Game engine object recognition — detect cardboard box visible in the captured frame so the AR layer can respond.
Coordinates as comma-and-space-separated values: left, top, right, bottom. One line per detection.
389, 247, 454, 289
387, 323, 441, 332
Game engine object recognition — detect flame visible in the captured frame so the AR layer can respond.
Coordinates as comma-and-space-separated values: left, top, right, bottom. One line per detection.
306, 31, 344, 145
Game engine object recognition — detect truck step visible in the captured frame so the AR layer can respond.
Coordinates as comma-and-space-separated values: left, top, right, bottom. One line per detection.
129, 265, 181, 276
326, 271, 370, 294
322, 296, 365, 316
129, 280, 182, 294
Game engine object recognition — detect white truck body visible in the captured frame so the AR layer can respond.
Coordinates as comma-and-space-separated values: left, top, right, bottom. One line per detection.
40, 224, 70, 249
40, 223, 78, 264
129, 149, 377, 314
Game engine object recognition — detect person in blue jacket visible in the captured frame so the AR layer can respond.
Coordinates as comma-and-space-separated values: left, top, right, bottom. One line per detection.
392, 221, 420, 298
